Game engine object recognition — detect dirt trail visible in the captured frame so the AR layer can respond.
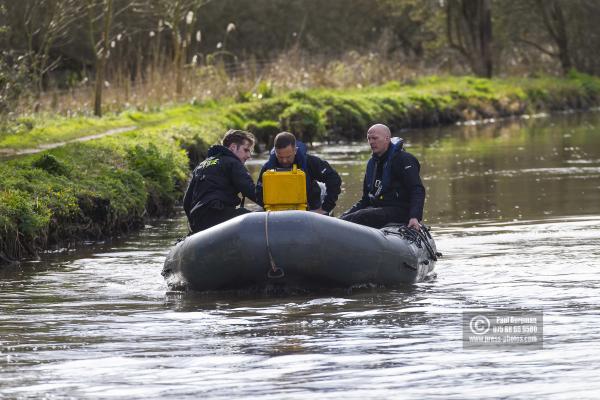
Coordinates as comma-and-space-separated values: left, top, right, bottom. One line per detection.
0, 126, 137, 158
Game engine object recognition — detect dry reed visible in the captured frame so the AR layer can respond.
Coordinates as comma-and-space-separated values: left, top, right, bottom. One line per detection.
15, 48, 436, 117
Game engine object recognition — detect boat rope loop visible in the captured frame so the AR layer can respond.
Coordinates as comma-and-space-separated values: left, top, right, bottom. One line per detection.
264, 211, 285, 279
383, 224, 441, 261
418, 225, 442, 261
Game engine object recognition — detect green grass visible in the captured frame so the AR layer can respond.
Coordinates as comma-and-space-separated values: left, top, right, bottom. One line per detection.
222, 75, 570, 144
0, 101, 226, 150
0, 114, 133, 150
2, 73, 600, 264
0, 101, 237, 263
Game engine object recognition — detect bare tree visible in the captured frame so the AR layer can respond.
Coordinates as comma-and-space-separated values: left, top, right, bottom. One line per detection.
446, 0, 493, 77
536, 0, 571, 74
13, 0, 82, 94
496, 0, 575, 75
87, 0, 114, 117
86, 0, 140, 116
143, 0, 207, 96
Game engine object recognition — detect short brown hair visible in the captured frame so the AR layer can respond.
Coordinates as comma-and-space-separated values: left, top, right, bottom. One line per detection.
274, 131, 296, 149
222, 129, 255, 148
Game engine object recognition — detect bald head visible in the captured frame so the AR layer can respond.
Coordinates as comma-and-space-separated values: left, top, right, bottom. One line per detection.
367, 124, 391, 138
367, 124, 392, 156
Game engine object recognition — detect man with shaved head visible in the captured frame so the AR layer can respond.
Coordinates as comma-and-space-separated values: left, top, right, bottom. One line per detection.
340, 123, 425, 230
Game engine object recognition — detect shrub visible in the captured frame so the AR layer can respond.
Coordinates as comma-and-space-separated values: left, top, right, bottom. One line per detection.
245, 119, 280, 148
0, 189, 51, 261
168, 124, 211, 168
126, 143, 188, 215
31, 154, 71, 176
322, 99, 369, 140
279, 103, 325, 144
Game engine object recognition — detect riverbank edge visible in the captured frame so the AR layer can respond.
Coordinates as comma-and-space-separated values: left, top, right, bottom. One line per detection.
2, 73, 600, 266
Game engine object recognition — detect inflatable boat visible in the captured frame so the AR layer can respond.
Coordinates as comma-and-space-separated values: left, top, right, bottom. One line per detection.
162, 211, 438, 292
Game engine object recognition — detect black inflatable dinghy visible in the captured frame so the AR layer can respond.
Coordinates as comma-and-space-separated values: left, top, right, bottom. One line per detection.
162, 211, 438, 292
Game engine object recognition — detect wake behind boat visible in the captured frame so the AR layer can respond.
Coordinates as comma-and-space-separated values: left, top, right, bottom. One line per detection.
162, 211, 438, 293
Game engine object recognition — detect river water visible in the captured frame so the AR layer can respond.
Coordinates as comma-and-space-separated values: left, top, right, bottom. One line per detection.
1, 112, 600, 399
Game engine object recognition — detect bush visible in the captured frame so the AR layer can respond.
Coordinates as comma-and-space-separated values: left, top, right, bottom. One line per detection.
168, 124, 211, 168
31, 154, 71, 176
126, 143, 188, 215
279, 103, 325, 144
567, 70, 600, 103
0, 189, 51, 261
245, 119, 280, 148
256, 81, 274, 99
322, 98, 370, 140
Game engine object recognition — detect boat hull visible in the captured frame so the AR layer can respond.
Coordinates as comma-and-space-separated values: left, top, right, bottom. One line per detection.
162, 211, 437, 292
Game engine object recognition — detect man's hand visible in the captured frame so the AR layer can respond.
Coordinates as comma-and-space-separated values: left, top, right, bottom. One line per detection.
407, 218, 421, 231
310, 208, 328, 215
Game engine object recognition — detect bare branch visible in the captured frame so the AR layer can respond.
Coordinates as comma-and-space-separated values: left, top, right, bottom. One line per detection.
517, 37, 558, 57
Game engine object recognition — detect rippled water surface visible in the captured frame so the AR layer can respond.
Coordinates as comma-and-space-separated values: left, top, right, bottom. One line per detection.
2, 112, 600, 399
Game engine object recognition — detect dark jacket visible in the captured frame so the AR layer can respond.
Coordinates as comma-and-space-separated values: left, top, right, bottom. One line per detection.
256, 145, 342, 212
183, 145, 256, 219
344, 143, 425, 220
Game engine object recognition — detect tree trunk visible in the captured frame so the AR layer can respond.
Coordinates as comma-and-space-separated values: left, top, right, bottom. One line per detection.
538, 0, 571, 74
93, 55, 105, 117
93, 0, 113, 117
446, 0, 493, 78
174, 39, 183, 96
479, 0, 493, 78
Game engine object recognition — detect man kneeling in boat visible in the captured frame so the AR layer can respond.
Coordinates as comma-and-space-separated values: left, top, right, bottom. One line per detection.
183, 129, 257, 233
340, 124, 425, 230
256, 132, 342, 215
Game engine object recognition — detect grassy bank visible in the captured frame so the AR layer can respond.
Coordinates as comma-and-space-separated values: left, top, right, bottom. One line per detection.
226, 72, 600, 145
0, 104, 229, 264
0, 104, 221, 152
2, 73, 600, 265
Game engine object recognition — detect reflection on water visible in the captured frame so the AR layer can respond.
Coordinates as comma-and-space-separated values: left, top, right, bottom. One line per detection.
2, 112, 600, 399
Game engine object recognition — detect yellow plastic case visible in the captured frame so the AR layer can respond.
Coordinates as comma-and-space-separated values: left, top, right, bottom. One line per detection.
262, 165, 307, 211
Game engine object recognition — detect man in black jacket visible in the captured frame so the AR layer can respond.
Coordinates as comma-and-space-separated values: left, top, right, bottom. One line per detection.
340, 124, 425, 230
256, 132, 342, 214
183, 129, 257, 233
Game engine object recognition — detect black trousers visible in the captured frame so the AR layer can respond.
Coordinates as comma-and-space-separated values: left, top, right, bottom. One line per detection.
189, 206, 251, 233
340, 206, 408, 229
